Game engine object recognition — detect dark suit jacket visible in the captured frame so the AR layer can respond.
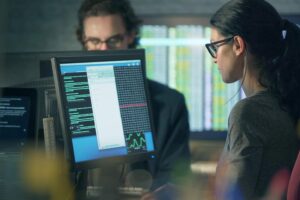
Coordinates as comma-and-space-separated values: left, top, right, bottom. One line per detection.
130, 79, 191, 190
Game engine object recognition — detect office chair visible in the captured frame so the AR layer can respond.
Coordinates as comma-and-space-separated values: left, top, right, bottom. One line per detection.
287, 151, 300, 200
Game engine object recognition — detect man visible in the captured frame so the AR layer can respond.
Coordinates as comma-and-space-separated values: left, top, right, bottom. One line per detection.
76, 0, 191, 195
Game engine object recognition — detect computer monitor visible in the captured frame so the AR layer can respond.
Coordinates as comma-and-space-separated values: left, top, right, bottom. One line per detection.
51, 49, 156, 170
0, 87, 37, 200
0, 87, 37, 150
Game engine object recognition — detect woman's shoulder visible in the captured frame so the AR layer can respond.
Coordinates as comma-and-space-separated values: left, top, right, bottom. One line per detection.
227, 93, 275, 144
230, 91, 276, 118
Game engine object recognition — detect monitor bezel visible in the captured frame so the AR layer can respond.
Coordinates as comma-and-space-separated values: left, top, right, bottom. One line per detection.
0, 87, 37, 144
51, 49, 156, 170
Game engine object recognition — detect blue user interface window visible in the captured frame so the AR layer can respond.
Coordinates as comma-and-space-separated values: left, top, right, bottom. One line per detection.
59, 60, 154, 163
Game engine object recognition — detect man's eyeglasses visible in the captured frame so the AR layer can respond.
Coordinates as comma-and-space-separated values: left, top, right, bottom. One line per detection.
205, 36, 234, 58
84, 33, 126, 49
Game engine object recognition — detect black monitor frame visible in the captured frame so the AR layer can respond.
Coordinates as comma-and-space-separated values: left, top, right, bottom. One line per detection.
0, 87, 37, 145
51, 49, 156, 170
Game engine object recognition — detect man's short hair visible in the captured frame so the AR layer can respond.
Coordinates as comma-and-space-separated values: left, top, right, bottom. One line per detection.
76, 0, 142, 48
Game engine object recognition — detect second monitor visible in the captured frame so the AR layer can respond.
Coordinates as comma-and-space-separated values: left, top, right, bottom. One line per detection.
51, 49, 156, 169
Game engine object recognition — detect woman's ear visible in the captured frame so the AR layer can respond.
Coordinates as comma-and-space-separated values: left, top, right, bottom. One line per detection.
233, 36, 246, 56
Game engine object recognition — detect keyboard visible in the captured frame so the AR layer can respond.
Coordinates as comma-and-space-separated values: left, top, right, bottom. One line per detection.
86, 186, 148, 198
118, 187, 148, 196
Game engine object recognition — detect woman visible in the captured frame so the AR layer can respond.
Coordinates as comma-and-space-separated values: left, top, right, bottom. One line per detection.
205, 0, 300, 199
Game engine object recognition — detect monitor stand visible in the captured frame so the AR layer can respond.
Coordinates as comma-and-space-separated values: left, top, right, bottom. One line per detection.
82, 165, 123, 200
100, 165, 121, 199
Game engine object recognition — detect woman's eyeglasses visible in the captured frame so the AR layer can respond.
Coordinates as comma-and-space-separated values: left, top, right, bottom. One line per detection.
205, 36, 234, 58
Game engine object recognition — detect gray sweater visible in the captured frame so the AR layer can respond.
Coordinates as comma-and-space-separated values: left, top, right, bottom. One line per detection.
216, 90, 299, 200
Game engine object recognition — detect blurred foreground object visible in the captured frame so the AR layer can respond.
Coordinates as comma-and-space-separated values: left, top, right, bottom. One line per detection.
22, 147, 74, 200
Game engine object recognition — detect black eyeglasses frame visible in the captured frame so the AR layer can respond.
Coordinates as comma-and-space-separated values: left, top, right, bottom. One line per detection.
83, 33, 126, 49
205, 36, 235, 58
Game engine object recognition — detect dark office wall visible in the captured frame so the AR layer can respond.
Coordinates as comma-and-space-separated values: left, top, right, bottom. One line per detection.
1, 0, 300, 52
0, 1, 8, 83
2, 0, 82, 52
131, 0, 300, 15
0, 1, 8, 52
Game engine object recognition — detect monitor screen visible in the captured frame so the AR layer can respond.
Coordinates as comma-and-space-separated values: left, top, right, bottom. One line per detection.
0, 88, 37, 150
51, 49, 156, 169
